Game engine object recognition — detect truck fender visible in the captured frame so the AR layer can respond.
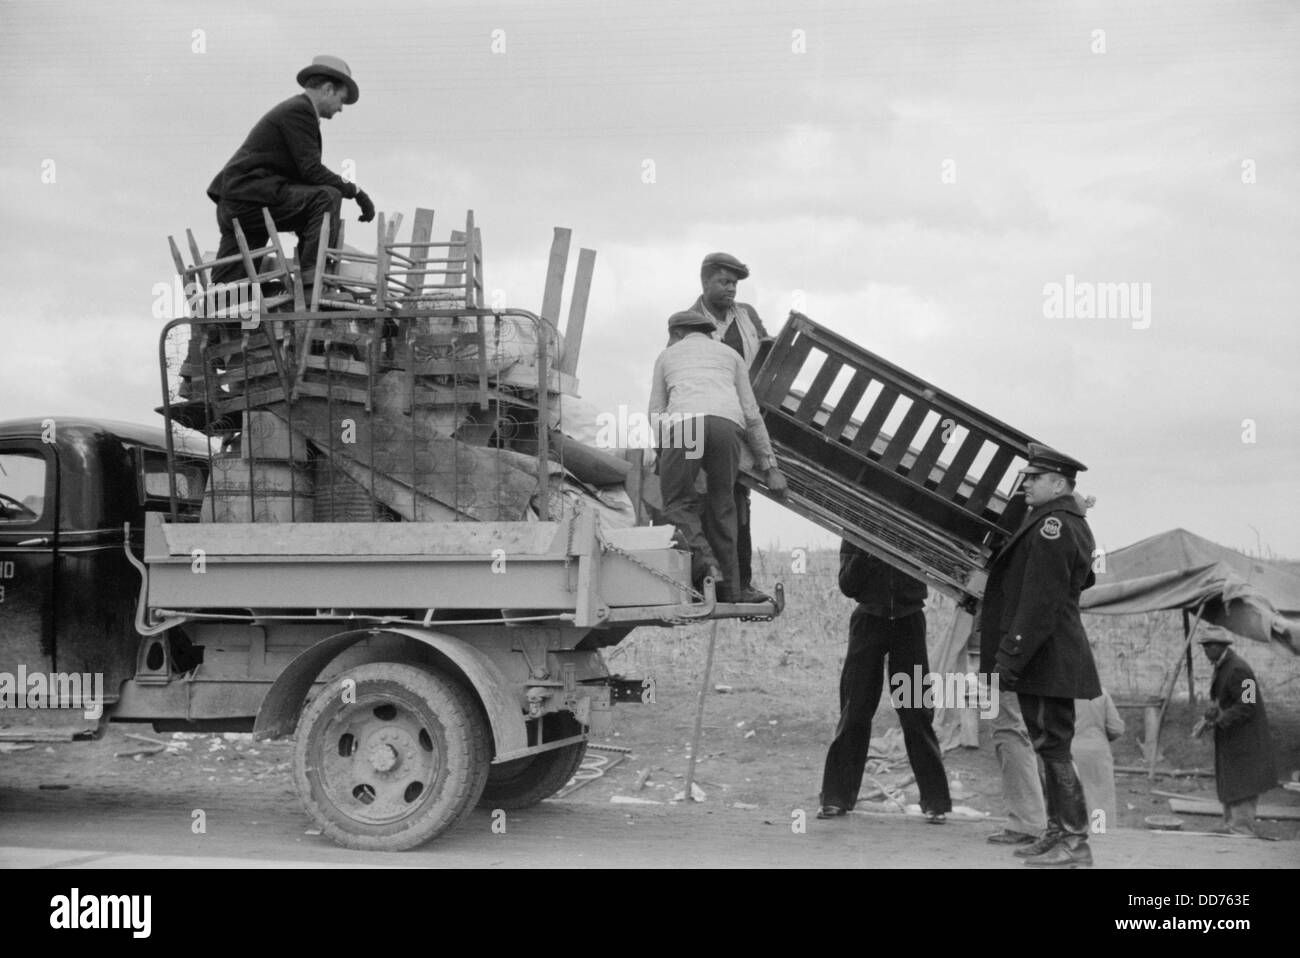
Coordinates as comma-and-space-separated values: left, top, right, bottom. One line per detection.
252, 627, 528, 761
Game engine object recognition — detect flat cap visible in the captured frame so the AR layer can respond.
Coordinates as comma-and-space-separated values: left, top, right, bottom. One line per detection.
701, 252, 749, 280
1019, 442, 1088, 480
667, 310, 716, 332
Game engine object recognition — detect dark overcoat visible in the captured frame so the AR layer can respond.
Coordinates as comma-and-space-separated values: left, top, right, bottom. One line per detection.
207, 93, 358, 207
1208, 648, 1277, 804
978, 494, 1102, 699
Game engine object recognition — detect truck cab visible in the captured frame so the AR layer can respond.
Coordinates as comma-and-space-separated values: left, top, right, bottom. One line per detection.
0, 417, 208, 726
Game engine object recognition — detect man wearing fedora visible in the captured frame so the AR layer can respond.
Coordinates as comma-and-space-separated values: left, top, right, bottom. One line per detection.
978, 442, 1102, 867
1196, 627, 1276, 836
683, 253, 773, 595
206, 55, 376, 289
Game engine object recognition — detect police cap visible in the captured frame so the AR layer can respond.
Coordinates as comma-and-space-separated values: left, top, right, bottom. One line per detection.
1019, 442, 1088, 480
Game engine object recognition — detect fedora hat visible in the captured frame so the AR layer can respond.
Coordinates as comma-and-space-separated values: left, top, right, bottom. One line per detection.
297, 55, 359, 105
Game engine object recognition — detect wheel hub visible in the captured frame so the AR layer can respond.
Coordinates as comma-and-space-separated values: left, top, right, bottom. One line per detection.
316, 698, 442, 825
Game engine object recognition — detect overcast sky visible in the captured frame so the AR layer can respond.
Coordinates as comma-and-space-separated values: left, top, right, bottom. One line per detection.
2, 0, 1297, 560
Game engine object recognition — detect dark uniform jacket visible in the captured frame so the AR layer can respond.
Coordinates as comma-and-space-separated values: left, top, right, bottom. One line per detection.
838, 540, 927, 620
978, 494, 1101, 699
207, 93, 359, 207
1208, 648, 1277, 804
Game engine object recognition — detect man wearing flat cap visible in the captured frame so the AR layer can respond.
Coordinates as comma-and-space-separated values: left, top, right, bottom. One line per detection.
650, 310, 786, 604
978, 442, 1102, 867
1196, 627, 1276, 836
684, 253, 773, 594
206, 54, 376, 289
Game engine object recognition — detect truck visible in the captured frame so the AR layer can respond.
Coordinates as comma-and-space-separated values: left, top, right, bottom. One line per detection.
0, 211, 791, 851
2, 208, 1042, 851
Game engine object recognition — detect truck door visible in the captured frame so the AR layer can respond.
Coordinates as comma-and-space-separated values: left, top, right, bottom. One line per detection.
0, 441, 58, 678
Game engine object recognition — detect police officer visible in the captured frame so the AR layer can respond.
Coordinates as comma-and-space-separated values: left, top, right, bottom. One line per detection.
979, 442, 1102, 867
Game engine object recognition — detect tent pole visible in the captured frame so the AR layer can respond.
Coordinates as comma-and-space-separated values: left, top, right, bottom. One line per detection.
1149, 601, 1208, 779
1183, 610, 1196, 706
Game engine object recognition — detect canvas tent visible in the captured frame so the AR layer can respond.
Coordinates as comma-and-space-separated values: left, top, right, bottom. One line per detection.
1081, 528, 1300, 656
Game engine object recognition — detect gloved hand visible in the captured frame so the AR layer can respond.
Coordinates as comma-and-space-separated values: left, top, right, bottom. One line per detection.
1202, 704, 1221, 725
355, 189, 375, 223
765, 466, 788, 497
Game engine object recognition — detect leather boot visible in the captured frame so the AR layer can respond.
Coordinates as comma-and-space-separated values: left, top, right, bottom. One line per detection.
1024, 760, 1093, 867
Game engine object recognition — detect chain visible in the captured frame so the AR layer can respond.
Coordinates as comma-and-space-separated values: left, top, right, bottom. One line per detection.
595, 524, 705, 602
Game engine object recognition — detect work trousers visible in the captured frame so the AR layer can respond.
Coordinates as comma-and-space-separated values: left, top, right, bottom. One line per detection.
211, 184, 343, 286
990, 689, 1048, 834
819, 608, 952, 813
658, 415, 742, 588
1018, 693, 1077, 762
735, 484, 752, 587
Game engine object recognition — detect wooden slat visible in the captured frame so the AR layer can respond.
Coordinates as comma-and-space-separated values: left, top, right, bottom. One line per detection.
964, 445, 1016, 515
935, 431, 986, 499
445, 230, 466, 288
385, 211, 404, 245
184, 230, 209, 288
761, 333, 814, 406
849, 386, 900, 456
878, 400, 930, 471
558, 247, 596, 376
906, 415, 952, 485
794, 358, 843, 425
406, 208, 435, 297
822, 372, 870, 441
539, 227, 571, 335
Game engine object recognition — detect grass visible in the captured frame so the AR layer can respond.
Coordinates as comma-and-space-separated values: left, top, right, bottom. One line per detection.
604, 547, 1300, 721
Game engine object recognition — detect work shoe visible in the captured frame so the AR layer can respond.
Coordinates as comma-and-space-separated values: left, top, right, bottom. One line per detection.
719, 584, 772, 604
986, 829, 1036, 845
816, 805, 847, 819
1024, 836, 1093, 868
1013, 826, 1064, 858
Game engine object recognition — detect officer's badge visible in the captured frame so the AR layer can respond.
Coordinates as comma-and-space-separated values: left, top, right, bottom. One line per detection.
1040, 517, 1062, 540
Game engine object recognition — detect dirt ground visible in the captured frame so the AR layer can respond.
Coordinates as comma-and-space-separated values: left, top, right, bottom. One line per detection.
2, 683, 1296, 863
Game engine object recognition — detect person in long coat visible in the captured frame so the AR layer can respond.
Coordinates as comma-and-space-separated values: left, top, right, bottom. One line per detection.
980, 443, 1102, 867
1199, 629, 1277, 835
1071, 688, 1125, 832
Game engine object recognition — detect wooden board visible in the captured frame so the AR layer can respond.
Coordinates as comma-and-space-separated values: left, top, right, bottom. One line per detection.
558, 247, 596, 376
270, 400, 543, 522
1167, 798, 1300, 820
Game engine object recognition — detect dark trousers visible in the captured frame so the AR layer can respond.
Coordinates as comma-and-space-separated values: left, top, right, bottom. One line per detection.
658, 415, 742, 587
1018, 693, 1076, 762
211, 184, 342, 285
735, 484, 752, 586
820, 608, 952, 812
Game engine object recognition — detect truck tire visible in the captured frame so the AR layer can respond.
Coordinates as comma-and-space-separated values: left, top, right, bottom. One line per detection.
478, 741, 588, 810
293, 662, 489, 851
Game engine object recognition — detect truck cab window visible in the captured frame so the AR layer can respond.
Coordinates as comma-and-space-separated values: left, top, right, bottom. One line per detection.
0, 452, 45, 523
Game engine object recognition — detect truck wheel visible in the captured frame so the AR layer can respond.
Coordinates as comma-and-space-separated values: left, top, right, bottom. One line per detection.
478, 741, 588, 810
293, 662, 489, 851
